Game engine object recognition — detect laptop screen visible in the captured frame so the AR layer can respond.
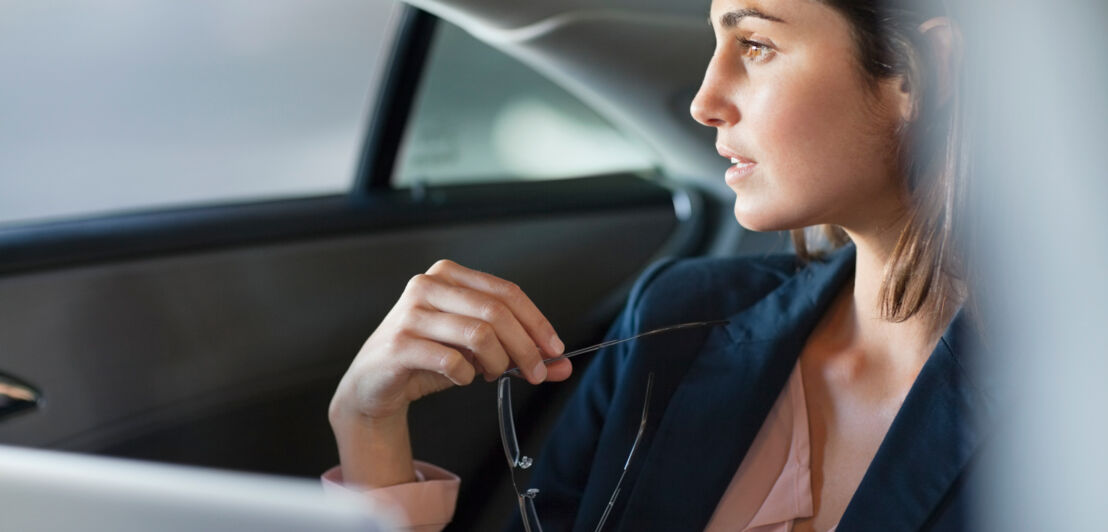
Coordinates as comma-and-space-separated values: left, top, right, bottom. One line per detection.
0, 445, 397, 531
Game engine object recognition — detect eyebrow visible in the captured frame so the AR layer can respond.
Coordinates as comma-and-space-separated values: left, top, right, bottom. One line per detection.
713, 8, 787, 28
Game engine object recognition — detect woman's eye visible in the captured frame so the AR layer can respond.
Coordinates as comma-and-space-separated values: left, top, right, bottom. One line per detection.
739, 39, 775, 64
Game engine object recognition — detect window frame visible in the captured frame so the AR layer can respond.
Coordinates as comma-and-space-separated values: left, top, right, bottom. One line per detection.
355, 7, 438, 193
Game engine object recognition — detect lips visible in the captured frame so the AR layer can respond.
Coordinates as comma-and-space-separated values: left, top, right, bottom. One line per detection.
717, 145, 757, 185
716, 145, 756, 166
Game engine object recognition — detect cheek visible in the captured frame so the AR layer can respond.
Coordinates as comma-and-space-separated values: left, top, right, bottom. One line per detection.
739, 62, 900, 228
763, 71, 865, 186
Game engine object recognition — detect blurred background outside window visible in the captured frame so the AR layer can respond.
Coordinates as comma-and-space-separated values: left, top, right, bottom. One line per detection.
393, 21, 656, 186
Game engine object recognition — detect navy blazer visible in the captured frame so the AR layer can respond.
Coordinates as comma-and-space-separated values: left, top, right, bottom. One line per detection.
512, 246, 993, 531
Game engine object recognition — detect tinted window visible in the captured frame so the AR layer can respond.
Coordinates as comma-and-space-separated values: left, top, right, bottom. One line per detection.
0, 0, 399, 226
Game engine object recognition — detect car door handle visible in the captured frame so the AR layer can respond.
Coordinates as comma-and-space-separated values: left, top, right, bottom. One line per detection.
0, 371, 42, 422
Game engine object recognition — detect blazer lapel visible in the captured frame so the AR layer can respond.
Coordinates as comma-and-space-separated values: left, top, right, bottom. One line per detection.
837, 309, 991, 531
616, 248, 857, 531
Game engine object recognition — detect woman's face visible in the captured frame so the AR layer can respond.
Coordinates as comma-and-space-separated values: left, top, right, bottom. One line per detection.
691, 0, 910, 233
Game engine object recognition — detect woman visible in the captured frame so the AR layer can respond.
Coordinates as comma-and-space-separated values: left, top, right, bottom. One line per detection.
327, 0, 977, 530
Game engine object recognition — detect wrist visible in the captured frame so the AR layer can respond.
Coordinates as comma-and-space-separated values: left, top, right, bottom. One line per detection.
330, 409, 410, 451
331, 403, 417, 489
328, 382, 409, 429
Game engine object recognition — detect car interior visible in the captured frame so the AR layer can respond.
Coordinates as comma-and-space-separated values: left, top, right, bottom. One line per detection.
0, 0, 793, 529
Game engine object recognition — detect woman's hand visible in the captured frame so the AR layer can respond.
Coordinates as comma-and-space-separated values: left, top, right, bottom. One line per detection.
328, 260, 571, 487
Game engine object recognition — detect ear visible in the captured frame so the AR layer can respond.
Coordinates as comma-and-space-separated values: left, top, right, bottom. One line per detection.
918, 17, 962, 107
892, 72, 915, 124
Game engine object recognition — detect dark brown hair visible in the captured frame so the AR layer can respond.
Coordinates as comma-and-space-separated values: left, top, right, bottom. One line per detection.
793, 0, 968, 324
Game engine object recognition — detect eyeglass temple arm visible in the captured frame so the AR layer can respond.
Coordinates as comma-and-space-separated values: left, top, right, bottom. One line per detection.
503, 320, 729, 379
594, 372, 655, 532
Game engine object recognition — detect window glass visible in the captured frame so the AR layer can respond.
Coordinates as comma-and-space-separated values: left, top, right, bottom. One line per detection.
0, 0, 398, 227
394, 22, 656, 186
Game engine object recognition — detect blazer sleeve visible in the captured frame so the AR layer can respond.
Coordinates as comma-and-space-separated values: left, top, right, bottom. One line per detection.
503, 258, 679, 531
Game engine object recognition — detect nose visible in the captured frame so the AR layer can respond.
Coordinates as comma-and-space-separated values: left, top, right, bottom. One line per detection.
690, 55, 740, 128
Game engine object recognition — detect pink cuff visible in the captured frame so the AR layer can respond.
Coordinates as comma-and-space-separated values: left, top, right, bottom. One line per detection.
322, 461, 460, 532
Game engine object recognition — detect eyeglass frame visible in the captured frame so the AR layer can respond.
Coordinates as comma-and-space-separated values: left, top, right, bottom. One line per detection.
496, 319, 729, 532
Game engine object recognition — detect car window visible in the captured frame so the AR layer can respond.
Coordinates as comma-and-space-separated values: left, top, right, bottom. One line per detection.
393, 21, 657, 186
0, 0, 399, 227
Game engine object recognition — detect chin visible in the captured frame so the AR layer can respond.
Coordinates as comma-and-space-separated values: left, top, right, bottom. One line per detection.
731, 201, 804, 233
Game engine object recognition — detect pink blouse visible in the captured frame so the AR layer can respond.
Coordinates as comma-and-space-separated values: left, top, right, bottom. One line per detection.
704, 361, 836, 531
323, 362, 837, 531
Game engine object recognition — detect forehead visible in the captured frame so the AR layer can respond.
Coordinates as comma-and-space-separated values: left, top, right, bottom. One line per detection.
707, 0, 827, 29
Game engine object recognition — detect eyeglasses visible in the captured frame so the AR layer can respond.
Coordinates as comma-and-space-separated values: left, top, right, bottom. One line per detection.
497, 320, 729, 532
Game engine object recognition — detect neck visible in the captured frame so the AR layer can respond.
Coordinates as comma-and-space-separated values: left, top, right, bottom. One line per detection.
848, 224, 901, 328
835, 219, 953, 374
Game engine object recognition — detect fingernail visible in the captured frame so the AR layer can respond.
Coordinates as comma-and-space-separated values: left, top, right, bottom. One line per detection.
549, 335, 564, 355
531, 360, 548, 382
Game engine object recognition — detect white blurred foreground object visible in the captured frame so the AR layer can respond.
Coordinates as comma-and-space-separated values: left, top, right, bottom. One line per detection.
965, 0, 1108, 529
0, 445, 397, 532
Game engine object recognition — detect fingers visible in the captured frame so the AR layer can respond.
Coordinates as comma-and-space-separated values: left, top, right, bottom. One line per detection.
395, 335, 476, 386
427, 260, 564, 357
404, 282, 549, 384
396, 308, 572, 385
404, 308, 516, 382
401, 264, 558, 383
544, 358, 573, 382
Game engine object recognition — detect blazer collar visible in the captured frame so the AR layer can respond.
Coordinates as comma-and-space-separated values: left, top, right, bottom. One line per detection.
617, 246, 990, 531
836, 307, 990, 531
617, 246, 856, 530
